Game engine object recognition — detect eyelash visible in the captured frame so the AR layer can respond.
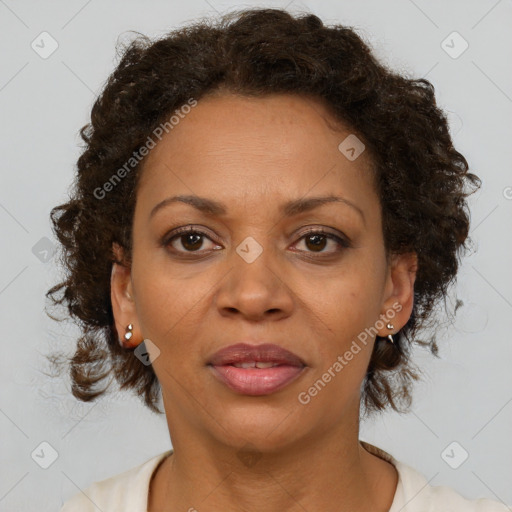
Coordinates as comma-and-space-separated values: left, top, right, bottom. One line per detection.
162, 226, 351, 257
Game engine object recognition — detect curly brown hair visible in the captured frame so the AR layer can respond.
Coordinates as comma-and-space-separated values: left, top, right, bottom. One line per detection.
45, 7, 480, 416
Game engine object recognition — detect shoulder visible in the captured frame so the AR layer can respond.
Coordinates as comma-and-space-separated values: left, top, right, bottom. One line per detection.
59, 450, 172, 512
393, 460, 509, 511
361, 441, 509, 512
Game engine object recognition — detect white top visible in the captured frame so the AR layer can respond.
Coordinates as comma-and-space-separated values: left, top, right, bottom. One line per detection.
59, 442, 509, 511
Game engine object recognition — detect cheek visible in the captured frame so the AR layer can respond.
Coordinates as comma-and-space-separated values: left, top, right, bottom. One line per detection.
131, 263, 211, 355
313, 276, 381, 339
306, 280, 382, 387
303, 294, 376, 407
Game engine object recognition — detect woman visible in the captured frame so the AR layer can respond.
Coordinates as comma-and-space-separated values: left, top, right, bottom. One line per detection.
49, 8, 508, 511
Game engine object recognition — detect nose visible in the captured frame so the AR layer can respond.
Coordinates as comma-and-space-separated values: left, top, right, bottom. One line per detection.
214, 243, 294, 322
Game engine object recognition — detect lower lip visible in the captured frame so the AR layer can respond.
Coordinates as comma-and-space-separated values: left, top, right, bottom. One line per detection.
209, 364, 305, 395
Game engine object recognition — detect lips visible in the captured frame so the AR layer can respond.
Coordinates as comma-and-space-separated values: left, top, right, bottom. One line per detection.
208, 343, 306, 395
208, 343, 305, 367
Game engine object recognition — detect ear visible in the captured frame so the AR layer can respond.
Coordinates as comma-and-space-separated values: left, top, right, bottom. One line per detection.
111, 242, 142, 349
377, 251, 418, 337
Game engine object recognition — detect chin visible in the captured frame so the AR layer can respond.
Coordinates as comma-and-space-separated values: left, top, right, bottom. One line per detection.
213, 406, 302, 451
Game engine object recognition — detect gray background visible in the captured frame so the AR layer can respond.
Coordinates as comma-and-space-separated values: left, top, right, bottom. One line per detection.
1, 0, 511, 510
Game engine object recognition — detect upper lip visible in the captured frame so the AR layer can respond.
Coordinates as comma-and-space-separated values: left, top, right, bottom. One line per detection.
208, 343, 305, 367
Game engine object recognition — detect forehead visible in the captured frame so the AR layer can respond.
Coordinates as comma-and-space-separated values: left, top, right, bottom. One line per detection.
136, 93, 377, 217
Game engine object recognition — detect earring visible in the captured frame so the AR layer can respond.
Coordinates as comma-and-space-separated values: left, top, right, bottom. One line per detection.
124, 323, 134, 341
386, 322, 395, 344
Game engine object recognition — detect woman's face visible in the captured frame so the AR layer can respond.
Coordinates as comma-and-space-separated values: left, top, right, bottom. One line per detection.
112, 92, 416, 451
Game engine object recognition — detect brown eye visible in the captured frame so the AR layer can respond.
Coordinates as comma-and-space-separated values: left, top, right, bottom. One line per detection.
304, 233, 328, 252
294, 229, 350, 255
165, 227, 219, 253
178, 232, 204, 251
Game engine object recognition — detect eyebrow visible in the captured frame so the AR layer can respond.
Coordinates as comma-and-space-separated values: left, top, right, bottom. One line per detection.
149, 194, 365, 224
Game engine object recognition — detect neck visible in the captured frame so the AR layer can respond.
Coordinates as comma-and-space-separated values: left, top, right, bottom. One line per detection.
149, 425, 398, 512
